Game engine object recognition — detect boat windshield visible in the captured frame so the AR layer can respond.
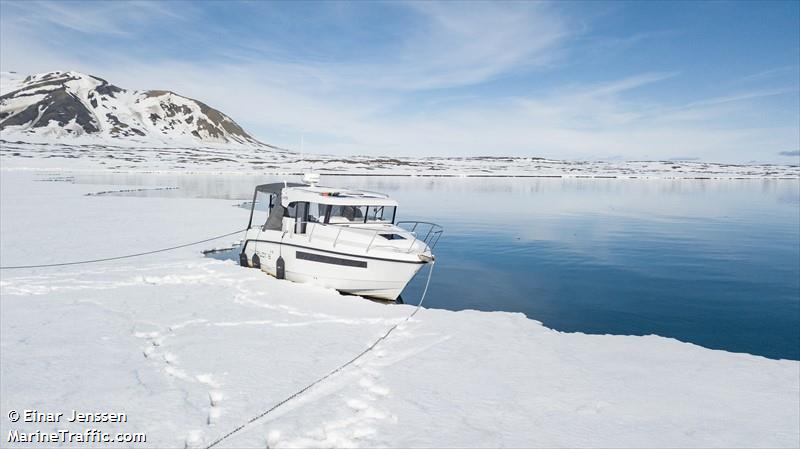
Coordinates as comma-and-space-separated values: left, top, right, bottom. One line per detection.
326, 204, 396, 224
285, 202, 397, 226
366, 205, 396, 223
249, 191, 275, 229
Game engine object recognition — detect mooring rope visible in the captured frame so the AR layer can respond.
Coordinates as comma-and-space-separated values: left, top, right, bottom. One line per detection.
205, 260, 436, 449
0, 229, 246, 270
1, 223, 437, 448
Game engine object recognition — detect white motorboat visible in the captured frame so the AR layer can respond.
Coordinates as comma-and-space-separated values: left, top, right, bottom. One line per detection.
239, 175, 442, 300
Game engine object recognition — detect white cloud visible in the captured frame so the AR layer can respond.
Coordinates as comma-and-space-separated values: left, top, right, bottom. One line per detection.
0, 1, 797, 163
1, 1, 184, 36
372, 2, 569, 89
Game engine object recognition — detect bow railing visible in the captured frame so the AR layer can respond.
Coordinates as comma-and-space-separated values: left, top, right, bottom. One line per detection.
396, 221, 444, 251
280, 220, 443, 254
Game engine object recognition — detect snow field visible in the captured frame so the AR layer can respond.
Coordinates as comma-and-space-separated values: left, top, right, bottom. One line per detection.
0, 170, 798, 448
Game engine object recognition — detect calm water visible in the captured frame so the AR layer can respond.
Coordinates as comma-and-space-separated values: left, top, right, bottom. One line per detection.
71, 173, 800, 360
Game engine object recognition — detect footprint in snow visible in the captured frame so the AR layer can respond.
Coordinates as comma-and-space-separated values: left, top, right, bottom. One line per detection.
359, 376, 390, 397
266, 430, 281, 448
142, 346, 155, 359
346, 399, 368, 411
208, 390, 223, 407
207, 407, 222, 426
196, 373, 221, 388
368, 384, 390, 397
165, 366, 189, 380
184, 430, 205, 449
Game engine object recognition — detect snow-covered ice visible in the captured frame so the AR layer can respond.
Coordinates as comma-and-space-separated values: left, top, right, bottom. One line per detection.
1, 140, 798, 179
1, 170, 798, 448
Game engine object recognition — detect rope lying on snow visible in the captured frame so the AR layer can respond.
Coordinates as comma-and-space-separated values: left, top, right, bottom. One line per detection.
0, 229, 246, 270
205, 260, 436, 449
2, 223, 437, 446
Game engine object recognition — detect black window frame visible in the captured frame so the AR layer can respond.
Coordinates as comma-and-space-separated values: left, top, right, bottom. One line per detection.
296, 202, 309, 233
323, 204, 332, 223
284, 201, 309, 233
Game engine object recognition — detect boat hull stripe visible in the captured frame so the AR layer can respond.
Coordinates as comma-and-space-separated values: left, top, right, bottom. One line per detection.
242, 239, 426, 264
296, 250, 368, 268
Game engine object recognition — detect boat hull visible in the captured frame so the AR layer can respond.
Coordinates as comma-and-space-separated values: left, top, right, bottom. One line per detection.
242, 239, 426, 301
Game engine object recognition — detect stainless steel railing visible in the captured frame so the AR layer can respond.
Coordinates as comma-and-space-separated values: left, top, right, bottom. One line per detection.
396, 221, 444, 251
278, 219, 443, 254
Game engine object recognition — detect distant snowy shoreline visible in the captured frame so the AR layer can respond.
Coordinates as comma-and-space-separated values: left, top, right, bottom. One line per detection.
2, 140, 798, 179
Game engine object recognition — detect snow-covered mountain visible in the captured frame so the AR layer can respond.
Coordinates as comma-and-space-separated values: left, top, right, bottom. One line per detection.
0, 71, 263, 146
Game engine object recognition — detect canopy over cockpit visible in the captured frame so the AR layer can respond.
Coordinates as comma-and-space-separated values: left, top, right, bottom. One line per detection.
254, 183, 398, 207
283, 186, 398, 207
255, 182, 304, 195
250, 183, 399, 230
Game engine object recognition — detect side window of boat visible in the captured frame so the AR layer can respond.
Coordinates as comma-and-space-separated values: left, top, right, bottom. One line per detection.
367, 206, 396, 223
287, 202, 310, 233
328, 205, 367, 223
285, 202, 297, 218
307, 203, 327, 223
250, 191, 272, 228
327, 205, 341, 223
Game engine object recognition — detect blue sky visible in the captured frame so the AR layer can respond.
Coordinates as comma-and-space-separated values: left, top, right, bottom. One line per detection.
1, 1, 798, 162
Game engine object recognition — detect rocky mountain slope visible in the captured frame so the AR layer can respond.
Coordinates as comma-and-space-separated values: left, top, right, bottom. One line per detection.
0, 71, 263, 146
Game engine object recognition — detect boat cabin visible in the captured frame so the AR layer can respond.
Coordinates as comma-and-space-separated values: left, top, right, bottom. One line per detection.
240, 180, 441, 300
248, 183, 400, 234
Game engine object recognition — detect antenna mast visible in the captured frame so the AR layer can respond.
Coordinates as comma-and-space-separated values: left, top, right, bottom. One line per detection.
299, 134, 320, 186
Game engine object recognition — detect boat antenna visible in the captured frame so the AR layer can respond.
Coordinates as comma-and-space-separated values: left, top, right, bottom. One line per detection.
299, 133, 320, 186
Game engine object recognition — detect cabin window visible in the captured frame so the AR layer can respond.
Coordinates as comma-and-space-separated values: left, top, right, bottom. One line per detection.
286, 202, 310, 233
326, 205, 368, 224
261, 193, 285, 230
366, 206, 396, 223
249, 191, 273, 229
285, 202, 297, 218
307, 203, 327, 223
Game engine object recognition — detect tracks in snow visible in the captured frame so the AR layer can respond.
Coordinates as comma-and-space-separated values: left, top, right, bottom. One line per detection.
135, 323, 226, 447
2, 258, 448, 447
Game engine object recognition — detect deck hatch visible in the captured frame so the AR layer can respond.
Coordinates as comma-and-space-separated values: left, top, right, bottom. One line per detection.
296, 251, 367, 268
